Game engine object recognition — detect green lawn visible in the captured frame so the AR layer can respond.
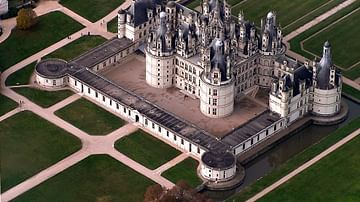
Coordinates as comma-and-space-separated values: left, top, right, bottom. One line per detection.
289, 1, 360, 80
231, 0, 329, 28
0, 12, 83, 72
107, 17, 118, 33
0, 111, 81, 192
343, 63, 360, 80
0, 94, 17, 116
186, 0, 201, 10
115, 130, 181, 169
260, 133, 360, 201
228, 116, 360, 201
45, 36, 106, 61
5, 62, 36, 86
282, 0, 344, 35
60, 0, 125, 22
55, 98, 125, 135
162, 157, 202, 188
303, 9, 360, 69
342, 83, 360, 101
12, 155, 155, 202
13, 87, 73, 108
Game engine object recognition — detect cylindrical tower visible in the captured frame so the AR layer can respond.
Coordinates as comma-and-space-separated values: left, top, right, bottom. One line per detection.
118, 9, 126, 38
200, 151, 237, 182
199, 39, 235, 118
145, 12, 175, 88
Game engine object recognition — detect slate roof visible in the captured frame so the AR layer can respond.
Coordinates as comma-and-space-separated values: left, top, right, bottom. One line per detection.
221, 111, 281, 147
71, 38, 134, 68
69, 68, 230, 153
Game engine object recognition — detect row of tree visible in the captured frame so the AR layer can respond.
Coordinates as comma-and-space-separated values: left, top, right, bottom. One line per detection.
144, 180, 214, 202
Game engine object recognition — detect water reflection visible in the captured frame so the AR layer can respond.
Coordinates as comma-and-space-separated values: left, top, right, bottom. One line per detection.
203, 98, 360, 201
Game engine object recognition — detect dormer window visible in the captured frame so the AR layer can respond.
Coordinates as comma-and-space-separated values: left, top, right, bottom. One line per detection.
214, 73, 218, 78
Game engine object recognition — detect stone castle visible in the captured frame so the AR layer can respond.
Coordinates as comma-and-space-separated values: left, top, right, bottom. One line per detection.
34, 0, 343, 186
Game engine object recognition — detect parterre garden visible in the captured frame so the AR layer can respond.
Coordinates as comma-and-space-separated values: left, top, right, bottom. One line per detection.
13, 87, 74, 108
0, 111, 82, 192
60, 0, 125, 22
12, 155, 155, 202
115, 129, 181, 169
0, 11, 83, 72
0, 94, 17, 116
55, 98, 125, 135
289, 1, 360, 80
162, 157, 202, 188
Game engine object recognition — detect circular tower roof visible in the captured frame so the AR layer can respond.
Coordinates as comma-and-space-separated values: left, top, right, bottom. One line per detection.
35, 59, 69, 79
201, 151, 236, 170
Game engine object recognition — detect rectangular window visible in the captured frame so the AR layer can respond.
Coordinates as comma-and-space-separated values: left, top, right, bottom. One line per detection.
145, 119, 148, 125
197, 147, 200, 154
116, 103, 119, 109
124, 108, 126, 113
152, 123, 155, 129
166, 131, 169, 137
181, 139, 184, 145
174, 135, 177, 141
213, 89, 218, 96
75, 80, 77, 86
88, 88, 91, 94
158, 127, 161, 133
213, 99, 217, 106
95, 92, 98, 98
103, 96, 105, 102
212, 108, 217, 115
110, 100, 112, 106
53, 80, 56, 86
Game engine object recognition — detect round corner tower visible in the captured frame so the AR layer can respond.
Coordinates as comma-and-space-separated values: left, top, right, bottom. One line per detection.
145, 12, 175, 88
118, 9, 126, 38
200, 39, 235, 118
312, 41, 342, 116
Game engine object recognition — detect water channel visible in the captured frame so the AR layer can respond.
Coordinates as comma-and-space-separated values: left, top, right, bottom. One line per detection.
203, 98, 360, 201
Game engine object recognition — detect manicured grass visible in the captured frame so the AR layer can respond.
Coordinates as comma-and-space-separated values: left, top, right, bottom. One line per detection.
260, 133, 360, 201
0, 12, 83, 72
186, 0, 201, 10
342, 83, 360, 101
162, 157, 202, 188
227, 116, 360, 201
303, 9, 360, 69
0, 94, 17, 116
107, 17, 118, 33
0, 111, 81, 192
55, 98, 125, 135
45, 36, 107, 61
5, 62, 36, 86
290, 1, 360, 66
13, 87, 73, 108
343, 63, 360, 80
282, 0, 344, 35
231, 0, 329, 28
60, 0, 125, 22
12, 155, 155, 202
115, 130, 181, 169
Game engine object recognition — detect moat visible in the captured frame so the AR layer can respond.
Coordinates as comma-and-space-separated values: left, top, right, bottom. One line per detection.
203, 97, 360, 201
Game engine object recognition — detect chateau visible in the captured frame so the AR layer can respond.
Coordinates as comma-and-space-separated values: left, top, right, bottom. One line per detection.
34, 0, 343, 187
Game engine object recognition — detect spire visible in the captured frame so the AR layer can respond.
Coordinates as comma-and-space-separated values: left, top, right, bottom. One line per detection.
320, 41, 332, 68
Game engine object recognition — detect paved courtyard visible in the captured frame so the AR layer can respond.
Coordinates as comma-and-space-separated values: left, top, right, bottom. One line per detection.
100, 55, 267, 137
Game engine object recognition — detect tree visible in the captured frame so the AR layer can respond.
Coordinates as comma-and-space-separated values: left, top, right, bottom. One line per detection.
16, 8, 38, 30
144, 184, 164, 202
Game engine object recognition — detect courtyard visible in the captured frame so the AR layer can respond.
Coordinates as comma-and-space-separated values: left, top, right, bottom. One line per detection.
100, 55, 266, 137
